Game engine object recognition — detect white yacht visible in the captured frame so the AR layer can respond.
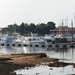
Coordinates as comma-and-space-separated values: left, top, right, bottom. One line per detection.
44, 34, 55, 44
1, 35, 13, 43
11, 32, 24, 43
0, 33, 3, 42
54, 33, 73, 43
23, 33, 44, 44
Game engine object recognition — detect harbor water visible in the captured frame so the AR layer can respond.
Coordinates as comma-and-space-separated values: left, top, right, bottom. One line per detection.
0, 45, 75, 75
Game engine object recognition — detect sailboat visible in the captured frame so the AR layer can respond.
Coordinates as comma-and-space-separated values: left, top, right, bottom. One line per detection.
54, 19, 74, 44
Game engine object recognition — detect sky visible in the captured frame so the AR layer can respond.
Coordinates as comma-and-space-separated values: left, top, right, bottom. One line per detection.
0, 0, 75, 27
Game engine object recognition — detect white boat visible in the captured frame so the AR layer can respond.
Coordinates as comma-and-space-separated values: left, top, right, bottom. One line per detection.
23, 33, 44, 44
44, 34, 55, 44
0, 33, 3, 42
0, 34, 13, 43
54, 33, 74, 43
15, 36, 24, 43
11, 32, 24, 43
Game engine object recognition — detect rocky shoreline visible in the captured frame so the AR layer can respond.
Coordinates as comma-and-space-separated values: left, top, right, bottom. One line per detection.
0, 53, 75, 75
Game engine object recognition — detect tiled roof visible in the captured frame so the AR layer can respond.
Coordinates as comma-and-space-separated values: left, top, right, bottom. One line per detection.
50, 27, 75, 31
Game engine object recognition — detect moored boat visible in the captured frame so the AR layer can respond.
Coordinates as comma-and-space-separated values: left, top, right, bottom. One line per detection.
23, 33, 44, 44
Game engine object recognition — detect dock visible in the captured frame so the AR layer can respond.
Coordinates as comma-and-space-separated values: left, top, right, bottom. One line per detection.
0, 42, 75, 48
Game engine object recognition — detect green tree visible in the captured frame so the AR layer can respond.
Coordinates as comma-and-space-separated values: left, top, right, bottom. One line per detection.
19, 22, 25, 35
1, 21, 56, 35
29, 23, 36, 33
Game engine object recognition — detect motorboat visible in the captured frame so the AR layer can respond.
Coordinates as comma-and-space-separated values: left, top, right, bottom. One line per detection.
0, 33, 13, 43
11, 32, 24, 43
44, 34, 55, 44
23, 33, 44, 44
14, 36, 24, 43
0, 33, 3, 42
1, 37, 13, 43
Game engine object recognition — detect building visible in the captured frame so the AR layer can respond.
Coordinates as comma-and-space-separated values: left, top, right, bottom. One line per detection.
50, 26, 75, 36
0, 28, 2, 31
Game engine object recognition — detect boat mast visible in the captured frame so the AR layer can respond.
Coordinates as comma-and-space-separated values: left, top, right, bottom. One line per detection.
65, 16, 69, 37
66, 16, 68, 36
62, 19, 64, 35
65, 18, 67, 36
14, 21, 16, 33
74, 13, 75, 27
71, 19, 73, 41
59, 21, 61, 35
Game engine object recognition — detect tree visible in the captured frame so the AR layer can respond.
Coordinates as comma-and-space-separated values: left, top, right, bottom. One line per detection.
19, 22, 25, 35
24, 23, 30, 35
35, 23, 47, 35
47, 21, 56, 34
1, 21, 56, 35
29, 23, 36, 33
47, 21, 56, 29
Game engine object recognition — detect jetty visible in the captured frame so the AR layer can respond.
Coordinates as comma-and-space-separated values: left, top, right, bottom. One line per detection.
0, 42, 75, 48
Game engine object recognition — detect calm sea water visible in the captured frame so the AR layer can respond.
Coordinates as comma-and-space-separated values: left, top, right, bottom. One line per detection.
0, 46, 75, 75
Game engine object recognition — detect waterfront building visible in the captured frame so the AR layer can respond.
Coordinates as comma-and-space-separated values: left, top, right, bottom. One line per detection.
50, 26, 75, 36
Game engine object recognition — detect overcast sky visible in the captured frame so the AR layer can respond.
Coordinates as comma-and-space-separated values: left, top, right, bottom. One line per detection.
0, 0, 75, 27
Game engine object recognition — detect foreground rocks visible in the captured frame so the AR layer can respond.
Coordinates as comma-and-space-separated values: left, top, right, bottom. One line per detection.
0, 53, 75, 75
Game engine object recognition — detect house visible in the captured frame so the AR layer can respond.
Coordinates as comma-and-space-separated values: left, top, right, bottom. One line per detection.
0, 28, 2, 31
50, 26, 75, 36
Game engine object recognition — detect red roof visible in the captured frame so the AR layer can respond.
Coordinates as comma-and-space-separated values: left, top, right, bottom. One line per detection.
50, 27, 75, 32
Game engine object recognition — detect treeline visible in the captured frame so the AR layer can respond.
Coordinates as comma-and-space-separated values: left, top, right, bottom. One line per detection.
1, 21, 56, 36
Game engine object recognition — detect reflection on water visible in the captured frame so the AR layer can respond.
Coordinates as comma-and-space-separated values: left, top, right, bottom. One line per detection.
0, 46, 75, 75
0, 46, 75, 62
0, 46, 24, 55
23, 47, 75, 63
15, 65, 75, 75
0, 46, 14, 55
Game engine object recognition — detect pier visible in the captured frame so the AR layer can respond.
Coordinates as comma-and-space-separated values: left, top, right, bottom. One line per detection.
0, 43, 75, 48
